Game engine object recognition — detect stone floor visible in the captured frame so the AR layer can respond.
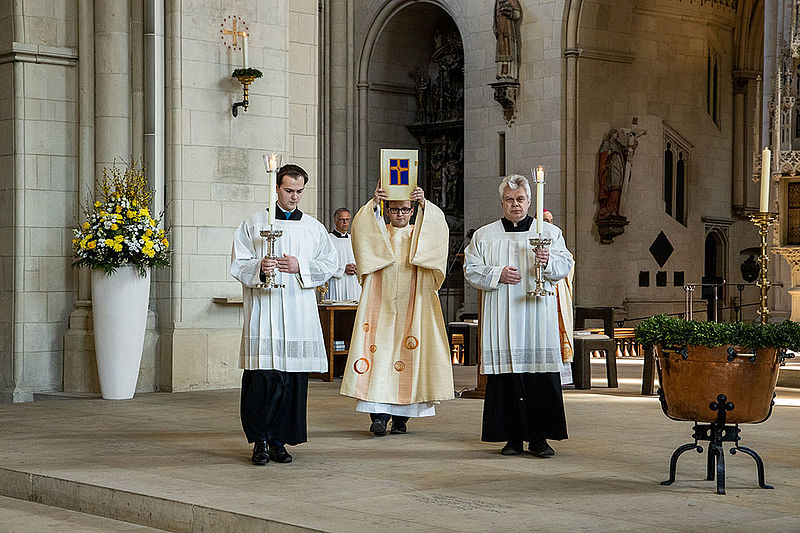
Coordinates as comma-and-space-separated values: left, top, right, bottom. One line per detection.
0, 360, 798, 532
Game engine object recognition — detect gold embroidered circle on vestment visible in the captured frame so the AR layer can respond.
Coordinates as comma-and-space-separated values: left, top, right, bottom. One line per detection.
362, 323, 370, 332
354, 358, 370, 374
394, 361, 406, 372
563, 344, 573, 357
404, 335, 419, 350
369, 344, 377, 353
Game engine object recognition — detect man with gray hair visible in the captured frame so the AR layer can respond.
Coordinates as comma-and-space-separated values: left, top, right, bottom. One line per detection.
464, 174, 573, 457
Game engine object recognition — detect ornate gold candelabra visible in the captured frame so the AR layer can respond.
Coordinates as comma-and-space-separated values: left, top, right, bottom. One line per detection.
748, 212, 777, 324
258, 227, 284, 289
528, 237, 553, 297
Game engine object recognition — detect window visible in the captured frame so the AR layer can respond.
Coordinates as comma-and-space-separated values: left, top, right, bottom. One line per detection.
788, 182, 800, 244
707, 50, 719, 126
664, 134, 689, 226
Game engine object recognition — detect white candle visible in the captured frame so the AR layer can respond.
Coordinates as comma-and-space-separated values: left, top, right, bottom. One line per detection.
242, 33, 249, 68
263, 154, 279, 225
760, 147, 771, 213
536, 166, 545, 234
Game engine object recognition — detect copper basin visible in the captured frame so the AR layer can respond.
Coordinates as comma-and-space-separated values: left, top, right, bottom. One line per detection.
655, 345, 780, 424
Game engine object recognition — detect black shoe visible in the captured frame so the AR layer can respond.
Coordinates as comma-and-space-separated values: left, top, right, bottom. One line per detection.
268, 443, 293, 463
390, 416, 408, 434
500, 441, 523, 455
251, 441, 269, 465
369, 414, 389, 436
529, 439, 555, 457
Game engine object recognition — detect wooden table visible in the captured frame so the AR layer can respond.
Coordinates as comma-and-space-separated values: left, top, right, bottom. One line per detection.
311, 303, 358, 382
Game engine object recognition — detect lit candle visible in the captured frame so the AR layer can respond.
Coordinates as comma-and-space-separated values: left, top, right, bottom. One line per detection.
535, 166, 545, 234
263, 154, 280, 226
760, 147, 771, 213
242, 32, 249, 68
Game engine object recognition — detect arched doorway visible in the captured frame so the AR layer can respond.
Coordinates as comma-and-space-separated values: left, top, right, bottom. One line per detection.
364, 2, 465, 320
703, 230, 727, 321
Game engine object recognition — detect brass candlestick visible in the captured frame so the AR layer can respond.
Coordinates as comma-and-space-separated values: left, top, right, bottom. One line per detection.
528, 237, 553, 297
748, 212, 777, 324
232, 74, 257, 117
258, 226, 284, 289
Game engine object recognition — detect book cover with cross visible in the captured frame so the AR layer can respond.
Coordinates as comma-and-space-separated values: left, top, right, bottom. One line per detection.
380, 149, 419, 200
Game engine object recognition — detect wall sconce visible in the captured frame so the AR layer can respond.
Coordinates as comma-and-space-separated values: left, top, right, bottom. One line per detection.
231, 68, 262, 117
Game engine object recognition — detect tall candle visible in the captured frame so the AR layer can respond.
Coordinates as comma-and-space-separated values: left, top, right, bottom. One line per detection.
263, 154, 279, 225
535, 166, 545, 234
242, 33, 249, 68
760, 147, 771, 213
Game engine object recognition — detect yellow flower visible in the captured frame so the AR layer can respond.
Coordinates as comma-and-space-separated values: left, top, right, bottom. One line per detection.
161, 238, 169, 247
114, 235, 124, 242
145, 229, 152, 237
115, 206, 122, 213
82, 222, 90, 230
94, 201, 101, 208
111, 224, 118, 230
87, 241, 97, 249
113, 244, 123, 252
104, 239, 114, 247
144, 240, 154, 249
127, 210, 137, 219
139, 208, 150, 217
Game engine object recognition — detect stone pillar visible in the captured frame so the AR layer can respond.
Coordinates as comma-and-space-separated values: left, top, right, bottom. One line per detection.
94, 0, 131, 170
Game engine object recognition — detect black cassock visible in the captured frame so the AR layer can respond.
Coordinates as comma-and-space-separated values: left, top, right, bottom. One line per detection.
481, 372, 568, 443
240, 370, 309, 445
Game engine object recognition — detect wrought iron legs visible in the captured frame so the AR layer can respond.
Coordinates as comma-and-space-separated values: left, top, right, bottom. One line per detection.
660, 394, 773, 495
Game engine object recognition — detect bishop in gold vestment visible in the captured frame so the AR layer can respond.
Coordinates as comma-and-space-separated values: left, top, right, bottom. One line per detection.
340, 186, 454, 435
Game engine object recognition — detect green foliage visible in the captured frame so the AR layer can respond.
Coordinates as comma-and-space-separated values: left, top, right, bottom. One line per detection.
634, 315, 800, 351
232, 68, 263, 79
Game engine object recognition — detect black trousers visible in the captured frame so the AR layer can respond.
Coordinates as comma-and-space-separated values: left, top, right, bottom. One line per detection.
240, 369, 309, 445
481, 372, 568, 443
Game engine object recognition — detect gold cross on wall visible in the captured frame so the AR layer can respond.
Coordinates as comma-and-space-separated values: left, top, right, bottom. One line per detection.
220, 17, 247, 48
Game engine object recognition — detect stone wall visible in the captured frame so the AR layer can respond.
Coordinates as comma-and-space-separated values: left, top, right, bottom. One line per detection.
0, 1, 79, 401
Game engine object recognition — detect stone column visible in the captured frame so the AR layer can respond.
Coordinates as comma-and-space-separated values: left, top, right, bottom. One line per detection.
95, 0, 131, 170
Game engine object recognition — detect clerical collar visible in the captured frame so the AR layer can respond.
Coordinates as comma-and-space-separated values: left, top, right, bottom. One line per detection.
275, 203, 303, 221
501, 215, 533, 232
331, 229, 349, 238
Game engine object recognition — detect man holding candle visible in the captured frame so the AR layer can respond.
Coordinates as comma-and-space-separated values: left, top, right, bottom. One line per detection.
464, 174, 573, 457
230, 164, 338, 466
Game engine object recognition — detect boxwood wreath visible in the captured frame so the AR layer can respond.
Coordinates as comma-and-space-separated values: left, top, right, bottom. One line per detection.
634, 315, 800, 351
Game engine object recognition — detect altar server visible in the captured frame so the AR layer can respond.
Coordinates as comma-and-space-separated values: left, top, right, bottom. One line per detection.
326, 207, 362, 301
464, 175, 573, 457
340, 184, 454, 436
231, 164, 338, 465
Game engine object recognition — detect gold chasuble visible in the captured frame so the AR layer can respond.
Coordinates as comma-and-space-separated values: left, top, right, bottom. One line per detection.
340, 201, 455, 405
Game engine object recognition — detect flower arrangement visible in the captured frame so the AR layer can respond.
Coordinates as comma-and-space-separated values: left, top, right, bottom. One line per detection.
232, 67, 263, 79
73, 161, 169, 276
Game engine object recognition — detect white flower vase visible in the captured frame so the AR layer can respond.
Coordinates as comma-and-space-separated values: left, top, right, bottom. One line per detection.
91, 266, 151, 399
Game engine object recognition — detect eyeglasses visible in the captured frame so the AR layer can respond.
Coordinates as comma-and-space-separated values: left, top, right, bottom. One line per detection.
387, 207, 413, 214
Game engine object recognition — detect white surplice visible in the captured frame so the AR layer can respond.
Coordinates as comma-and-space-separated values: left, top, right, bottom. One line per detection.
325, 233, 362, 301
464, 220, 573, 374
230, 209, 339, 372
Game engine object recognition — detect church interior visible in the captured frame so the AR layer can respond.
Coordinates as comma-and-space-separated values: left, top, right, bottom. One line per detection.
1, 0, 799, 530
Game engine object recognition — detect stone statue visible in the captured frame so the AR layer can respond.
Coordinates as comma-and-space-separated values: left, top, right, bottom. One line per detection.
597, 129, 627, 219
494, 0, 522, 80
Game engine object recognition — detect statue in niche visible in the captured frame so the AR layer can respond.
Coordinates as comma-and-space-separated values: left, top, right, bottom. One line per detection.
597, 129, 627, 220
494, 0, 522, 81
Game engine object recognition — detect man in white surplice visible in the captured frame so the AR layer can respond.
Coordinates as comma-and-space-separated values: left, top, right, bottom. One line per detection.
231, 164, 338, 466
325, 207, 362, 301
464, 174, 573, 458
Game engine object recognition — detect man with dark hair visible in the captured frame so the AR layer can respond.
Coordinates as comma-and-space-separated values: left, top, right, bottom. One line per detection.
326, 207, 361, 301
231, 164, 338, 465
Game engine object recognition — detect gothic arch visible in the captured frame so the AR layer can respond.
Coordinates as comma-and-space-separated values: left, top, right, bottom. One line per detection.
355, 0, 466, 204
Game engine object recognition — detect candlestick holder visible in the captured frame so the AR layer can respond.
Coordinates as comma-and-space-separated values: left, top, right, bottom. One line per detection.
528, 236, 553, 297
258, 226, 284, 289
231, 68, 263, 117
748, 212, 777, 324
